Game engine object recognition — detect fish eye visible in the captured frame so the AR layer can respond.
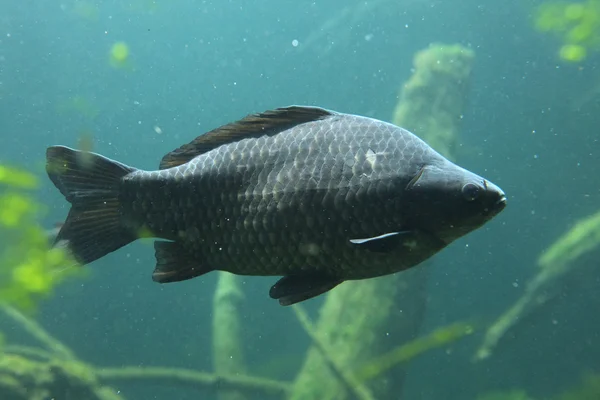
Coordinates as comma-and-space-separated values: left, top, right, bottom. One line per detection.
462, 183, 481, 201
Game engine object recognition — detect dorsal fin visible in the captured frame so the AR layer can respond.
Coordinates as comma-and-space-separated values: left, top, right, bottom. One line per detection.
159, 105, 335, 169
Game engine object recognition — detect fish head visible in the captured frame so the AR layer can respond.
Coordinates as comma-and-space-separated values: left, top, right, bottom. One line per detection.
403, 161, 506, 245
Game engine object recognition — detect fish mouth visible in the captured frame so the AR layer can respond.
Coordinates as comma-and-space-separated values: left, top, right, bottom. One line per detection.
483, 194, 507, 217
495, 195, 507, 210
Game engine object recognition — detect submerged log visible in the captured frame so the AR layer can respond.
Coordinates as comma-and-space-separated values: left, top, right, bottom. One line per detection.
213, 272, 248, 400
289, 43, 475, 400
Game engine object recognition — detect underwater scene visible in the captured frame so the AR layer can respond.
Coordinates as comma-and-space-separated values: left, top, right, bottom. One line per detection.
0, 0, 599, 399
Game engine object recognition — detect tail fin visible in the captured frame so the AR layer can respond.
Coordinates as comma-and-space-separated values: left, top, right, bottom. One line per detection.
46, 145, 137, 266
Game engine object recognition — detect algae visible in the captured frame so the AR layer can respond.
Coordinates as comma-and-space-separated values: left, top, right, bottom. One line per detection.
535, 0, 600, 62
0, 163, 82, 313
392, 43, 475, 160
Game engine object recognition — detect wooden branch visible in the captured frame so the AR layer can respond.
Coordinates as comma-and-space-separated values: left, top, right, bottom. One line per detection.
292, 304, 376, 400
289, 43, 475, 400
0, 304, 75, 360
475, 209, 600, 361
1, 302, 290, 399
213, 271, 248, 400
97, 367, 291, 398
4, 344, 55, 361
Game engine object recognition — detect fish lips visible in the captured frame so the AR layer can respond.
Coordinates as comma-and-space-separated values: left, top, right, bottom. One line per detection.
483, 193, 507, 217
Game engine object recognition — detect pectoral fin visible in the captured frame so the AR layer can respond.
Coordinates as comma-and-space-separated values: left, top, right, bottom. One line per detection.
349, 231, 410, 253
269, 274, 343, 306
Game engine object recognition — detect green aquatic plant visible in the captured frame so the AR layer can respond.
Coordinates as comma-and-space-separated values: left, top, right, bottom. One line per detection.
535, 0, 600, 62
0, 165, 38, 190
0, 163, 81, 312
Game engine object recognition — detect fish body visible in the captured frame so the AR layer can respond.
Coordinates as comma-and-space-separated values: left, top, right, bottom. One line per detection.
46, 106, 506, 305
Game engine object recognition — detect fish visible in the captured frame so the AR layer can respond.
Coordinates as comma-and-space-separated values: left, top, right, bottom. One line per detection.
45, 105, 507, 306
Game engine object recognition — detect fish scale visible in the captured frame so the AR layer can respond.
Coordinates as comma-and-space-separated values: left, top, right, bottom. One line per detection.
124, 117, 408, 278
45, 105, 506, 305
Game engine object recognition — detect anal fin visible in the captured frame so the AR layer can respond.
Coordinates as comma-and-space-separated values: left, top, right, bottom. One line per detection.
269, 274, 343, 306
152, 241, 212, 283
